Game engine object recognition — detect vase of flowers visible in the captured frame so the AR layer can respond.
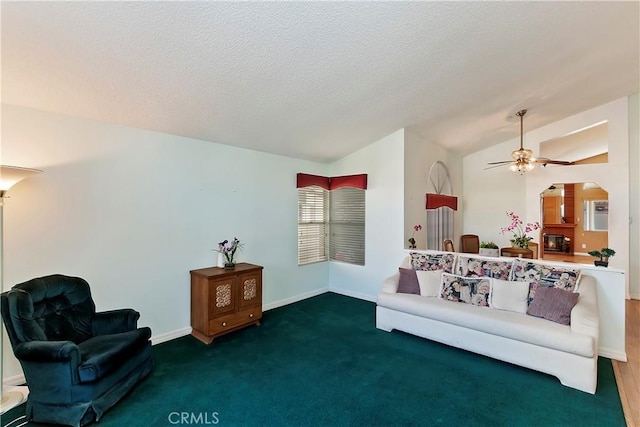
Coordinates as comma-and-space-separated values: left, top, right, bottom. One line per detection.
408, 224, 422, 249
218, 238, 242, 269
500, 212, 540, 249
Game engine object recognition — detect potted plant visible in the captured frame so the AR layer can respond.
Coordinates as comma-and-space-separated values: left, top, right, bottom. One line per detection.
408, 224, 422, 249
479, 241, 499, 257
587, 247, 616, 267
218, 238, 242, 269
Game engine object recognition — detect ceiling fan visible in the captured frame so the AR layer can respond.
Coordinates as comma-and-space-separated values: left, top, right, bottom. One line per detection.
486, 109, 573, 173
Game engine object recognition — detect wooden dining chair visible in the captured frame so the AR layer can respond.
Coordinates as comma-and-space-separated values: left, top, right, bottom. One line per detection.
443, 239, 455, 252
460, 234, 480, 253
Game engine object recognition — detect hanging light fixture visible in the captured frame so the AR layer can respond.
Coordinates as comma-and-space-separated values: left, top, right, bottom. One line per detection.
508, 110, 536, 174
486, 110, 572, 173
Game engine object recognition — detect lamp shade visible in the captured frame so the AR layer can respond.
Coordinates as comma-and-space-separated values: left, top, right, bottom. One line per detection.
0, 165, 42, 196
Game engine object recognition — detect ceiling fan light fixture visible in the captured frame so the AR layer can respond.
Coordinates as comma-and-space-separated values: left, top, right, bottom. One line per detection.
485, 108, 573, 173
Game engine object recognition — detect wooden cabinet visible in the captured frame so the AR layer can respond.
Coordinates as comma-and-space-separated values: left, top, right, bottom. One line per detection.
190, 263, 263, 344
500, 247, 534, 259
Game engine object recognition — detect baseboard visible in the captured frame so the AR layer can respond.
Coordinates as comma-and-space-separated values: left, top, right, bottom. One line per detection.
329, 287, 376, 302
599, 348, 627, 362
151, 327, 192, 345
262, 287, 329, 311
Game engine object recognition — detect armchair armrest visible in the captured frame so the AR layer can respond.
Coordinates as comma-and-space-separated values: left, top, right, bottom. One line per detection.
92, 309, 140, 335
14, 340, 80, 363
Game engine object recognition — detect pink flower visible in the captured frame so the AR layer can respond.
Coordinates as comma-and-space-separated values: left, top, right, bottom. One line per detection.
500, 211, 540, 247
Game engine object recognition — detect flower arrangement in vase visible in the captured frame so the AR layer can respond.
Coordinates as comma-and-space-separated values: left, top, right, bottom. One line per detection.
218, 238, 242, 269
408, 224, 422, 249
500, 211, 540, 249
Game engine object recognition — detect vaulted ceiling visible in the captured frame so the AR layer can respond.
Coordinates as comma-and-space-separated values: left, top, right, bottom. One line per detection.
2, 2, 638, 163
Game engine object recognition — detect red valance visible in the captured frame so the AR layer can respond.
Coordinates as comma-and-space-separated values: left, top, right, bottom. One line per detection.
297, 173, 367, 190
426, 193, 458, 211
296, 173, 330, 190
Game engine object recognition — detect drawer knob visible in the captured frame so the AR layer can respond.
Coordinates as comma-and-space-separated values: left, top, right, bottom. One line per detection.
222, 322, 227, 327
249, 313, 254, 318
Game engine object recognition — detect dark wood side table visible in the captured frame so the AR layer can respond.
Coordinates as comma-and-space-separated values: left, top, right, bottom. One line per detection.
500, 247, 534, 259
190, 263, 263, 344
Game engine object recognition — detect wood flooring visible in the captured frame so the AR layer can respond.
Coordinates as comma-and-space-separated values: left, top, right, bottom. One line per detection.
613, 299, 639, 427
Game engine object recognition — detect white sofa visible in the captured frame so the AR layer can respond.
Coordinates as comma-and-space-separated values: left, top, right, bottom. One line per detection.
376, 253, 600, 394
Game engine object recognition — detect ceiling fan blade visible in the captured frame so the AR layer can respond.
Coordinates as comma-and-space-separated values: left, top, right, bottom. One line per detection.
534, 158, 574, 166
486, 160, 512, 165
484, 163, 509, 170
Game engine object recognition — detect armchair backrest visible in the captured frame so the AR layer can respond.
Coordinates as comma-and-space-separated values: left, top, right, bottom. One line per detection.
1, 275, 96, 348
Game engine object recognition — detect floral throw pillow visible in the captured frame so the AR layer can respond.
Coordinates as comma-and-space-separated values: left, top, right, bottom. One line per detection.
510, 259, 581, 303
439, 273, 491, 307
455, 256, 513, 280
410, 252, 455, 273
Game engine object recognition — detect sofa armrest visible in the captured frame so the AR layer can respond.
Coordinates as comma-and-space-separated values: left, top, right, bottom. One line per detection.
570, 276, 599, 340
92, 309, 140, 335
381, 272, 400, 294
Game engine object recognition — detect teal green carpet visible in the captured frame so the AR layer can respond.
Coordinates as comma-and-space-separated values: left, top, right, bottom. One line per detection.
2, 293, 625, 426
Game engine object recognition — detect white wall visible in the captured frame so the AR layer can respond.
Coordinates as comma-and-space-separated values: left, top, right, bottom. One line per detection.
1, 104, 331, 380
404, 131, 463, 250
327, 129, 405, 300
463, 97, 633, 297
462, 139, 528, 246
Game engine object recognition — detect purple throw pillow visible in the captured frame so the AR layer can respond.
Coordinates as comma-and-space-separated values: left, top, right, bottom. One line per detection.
397, 268, 420, 295
526, 286, 579, 325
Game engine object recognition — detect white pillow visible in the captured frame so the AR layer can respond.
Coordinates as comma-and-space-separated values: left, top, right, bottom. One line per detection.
490, 278, 530, 314
416, 270, 442, 297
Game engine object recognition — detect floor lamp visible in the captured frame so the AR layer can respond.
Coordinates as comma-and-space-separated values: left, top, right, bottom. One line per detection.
0, 165, 42, 414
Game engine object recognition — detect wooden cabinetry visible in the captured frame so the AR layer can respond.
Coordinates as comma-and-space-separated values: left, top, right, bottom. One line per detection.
190, 263, 263, 344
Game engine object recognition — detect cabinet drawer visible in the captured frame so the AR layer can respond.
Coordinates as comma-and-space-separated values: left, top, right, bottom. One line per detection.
208, 307, 262, 335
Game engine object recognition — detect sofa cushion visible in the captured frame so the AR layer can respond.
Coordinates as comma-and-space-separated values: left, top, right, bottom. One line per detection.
416, 270, 442, 297
527, 287, 579, 325
510, 259, 581, 303
397, 268, 420, 295
376, 292, 594, 357
490, 279, 529, 314
455, 256, 513, 280
78, 327, 152, 383
439, 273, 491, 307
410, 252, 455, 273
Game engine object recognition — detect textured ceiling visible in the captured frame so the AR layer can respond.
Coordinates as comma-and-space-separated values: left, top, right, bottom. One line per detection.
2, 2, 638, 163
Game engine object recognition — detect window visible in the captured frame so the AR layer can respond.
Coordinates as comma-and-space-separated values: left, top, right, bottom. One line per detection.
330, 187, 365, 265
297, 186, 329, 265
297, 173, 367, 266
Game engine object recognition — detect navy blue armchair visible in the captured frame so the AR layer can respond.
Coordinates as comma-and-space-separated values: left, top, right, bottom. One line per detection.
1, 275, 153, 426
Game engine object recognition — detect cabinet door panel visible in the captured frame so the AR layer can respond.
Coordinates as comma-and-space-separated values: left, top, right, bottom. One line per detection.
209, 278, 237, 317
238, 272, 262, 309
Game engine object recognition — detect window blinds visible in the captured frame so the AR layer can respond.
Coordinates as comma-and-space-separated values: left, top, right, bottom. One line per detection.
297, 186, 329, 265
329, 187, 365, 265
